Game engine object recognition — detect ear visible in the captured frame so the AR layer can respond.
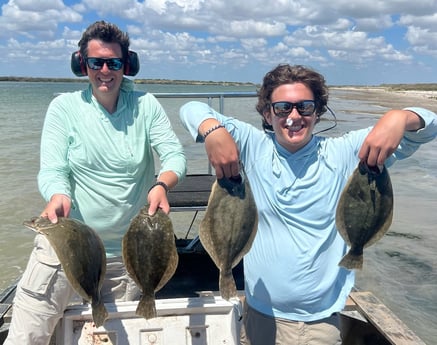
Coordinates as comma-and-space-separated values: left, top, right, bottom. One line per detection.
70, 51, 87, 77
263, 108, 273, 126
124, 51, 140, 76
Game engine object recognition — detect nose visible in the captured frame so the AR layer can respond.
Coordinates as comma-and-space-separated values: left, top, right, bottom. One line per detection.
100, 62, 110, 72
292, 106, 302, 116
287, 107, 301, 121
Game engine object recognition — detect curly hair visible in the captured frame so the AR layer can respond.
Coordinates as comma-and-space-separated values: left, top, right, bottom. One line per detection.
256, 64, 329, 131
78, 21, 130, 61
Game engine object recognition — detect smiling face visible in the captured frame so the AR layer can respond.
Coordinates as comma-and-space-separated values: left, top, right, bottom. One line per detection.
264, 83, 318, 153
86, 39, 124, 112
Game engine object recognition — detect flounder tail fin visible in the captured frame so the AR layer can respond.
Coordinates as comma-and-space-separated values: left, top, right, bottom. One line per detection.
136, 295, 157, 319
219, 270, 238, 301
91, 300, 108, 328
339, 251, 363, 270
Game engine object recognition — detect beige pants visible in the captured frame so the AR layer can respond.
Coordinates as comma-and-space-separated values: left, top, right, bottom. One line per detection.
4, 234, 140, 345
240, 301, 342, 345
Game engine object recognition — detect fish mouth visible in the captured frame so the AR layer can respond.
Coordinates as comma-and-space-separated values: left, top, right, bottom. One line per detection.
23, 219, 38, 232
22, 216, 51, 232
359, 161, 383, 175
23, 216, 39, 225
218, 174, 245, 197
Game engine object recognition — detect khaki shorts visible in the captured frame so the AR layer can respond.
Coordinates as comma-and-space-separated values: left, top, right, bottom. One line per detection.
4, 234, 140, 345
240, 300, 342, 345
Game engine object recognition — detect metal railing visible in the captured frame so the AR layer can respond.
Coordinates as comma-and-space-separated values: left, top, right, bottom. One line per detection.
154, 91, 258, 175
153, 91, 257, 114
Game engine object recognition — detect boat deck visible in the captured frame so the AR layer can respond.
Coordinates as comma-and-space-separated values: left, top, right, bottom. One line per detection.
167, 174, 216, 210
342, 291, 427, 345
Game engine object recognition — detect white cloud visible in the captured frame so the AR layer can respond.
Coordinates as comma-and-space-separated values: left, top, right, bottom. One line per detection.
399, 13, 437, 31
12, 0, 65, 12
227, 20, 287, 38
405, 26, 437, 56
144, 0, 167, 14
0, 0, 82, 39
82, 0, 142, 15
353, 15, 394, 32
240, 38, 268, 51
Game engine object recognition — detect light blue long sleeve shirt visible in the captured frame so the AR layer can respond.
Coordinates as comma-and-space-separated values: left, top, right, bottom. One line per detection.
38, 78, 186, 256
180, 101, 437, 321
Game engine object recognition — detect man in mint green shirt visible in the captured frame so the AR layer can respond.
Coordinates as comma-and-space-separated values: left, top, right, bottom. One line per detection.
5, 21, 186, 345
38, 73, 185, 256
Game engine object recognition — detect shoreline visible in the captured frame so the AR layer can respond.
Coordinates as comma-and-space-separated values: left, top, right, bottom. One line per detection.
1, 76, 437, 91
0, 76, 256, 87
330, 86, 437, 111
1, 76, 436, 110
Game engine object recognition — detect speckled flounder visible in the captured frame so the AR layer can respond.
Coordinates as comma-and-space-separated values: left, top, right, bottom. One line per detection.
336, 162, 394, 270
23, 216, 108, 327
122, 206, 178, 319
200, 170, 258, 300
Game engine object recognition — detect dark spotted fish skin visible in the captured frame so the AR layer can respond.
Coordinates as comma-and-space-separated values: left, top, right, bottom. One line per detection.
23, 216, 108, 327
200, 171, 258, 300
122, 206, 178, 319
336, 162, 394, 270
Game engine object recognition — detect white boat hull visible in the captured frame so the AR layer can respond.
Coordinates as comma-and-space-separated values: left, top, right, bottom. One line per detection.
56, 293, 242, 345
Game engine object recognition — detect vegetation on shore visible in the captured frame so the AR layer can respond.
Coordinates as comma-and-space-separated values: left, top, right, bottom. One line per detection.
0, 76, 256, 86
331, 83, 437, 91
380, 83, 437, 91
1, 76, 436, 92
0, 76, 89, 83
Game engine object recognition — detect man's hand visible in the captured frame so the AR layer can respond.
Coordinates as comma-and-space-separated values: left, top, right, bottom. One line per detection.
200, 119, 240, 179
359, 109, 424, 166
40, 194, 71, 223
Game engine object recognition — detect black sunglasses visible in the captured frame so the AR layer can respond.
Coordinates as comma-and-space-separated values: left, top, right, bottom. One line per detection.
86, 57, 124, 71
271, 100, 316, 117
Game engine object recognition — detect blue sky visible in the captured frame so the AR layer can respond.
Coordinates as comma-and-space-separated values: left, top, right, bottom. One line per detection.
0, 0, 436, 85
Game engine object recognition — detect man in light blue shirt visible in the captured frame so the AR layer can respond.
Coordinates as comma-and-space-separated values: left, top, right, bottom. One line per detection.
180, 64, 437, 344
5, 21, 186, 345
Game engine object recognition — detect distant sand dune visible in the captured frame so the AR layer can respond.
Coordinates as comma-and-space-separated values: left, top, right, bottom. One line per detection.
330, 87, 437, 111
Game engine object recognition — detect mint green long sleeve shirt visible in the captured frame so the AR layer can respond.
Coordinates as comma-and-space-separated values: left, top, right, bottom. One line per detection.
38, 78, 186, 256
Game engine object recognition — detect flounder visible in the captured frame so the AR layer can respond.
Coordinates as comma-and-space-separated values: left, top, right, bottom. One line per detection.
23, 216, 108, 327
200, 170, 258, 300
336, 162, 394, 270
122, 206, 178, 319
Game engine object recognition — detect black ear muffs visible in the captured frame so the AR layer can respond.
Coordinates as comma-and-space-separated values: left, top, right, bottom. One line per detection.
71, 51, 87, 77
70, 50, 140, 77
124, 51, 140, 76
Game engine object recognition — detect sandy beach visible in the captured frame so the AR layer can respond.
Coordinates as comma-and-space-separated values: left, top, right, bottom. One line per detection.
331, 87, 437, 111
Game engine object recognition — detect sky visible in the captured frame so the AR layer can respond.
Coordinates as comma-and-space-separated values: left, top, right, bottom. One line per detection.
0, 0, 436, 85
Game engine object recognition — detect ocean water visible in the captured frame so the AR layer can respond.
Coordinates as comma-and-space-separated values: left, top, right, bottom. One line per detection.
0, 81, 436, 344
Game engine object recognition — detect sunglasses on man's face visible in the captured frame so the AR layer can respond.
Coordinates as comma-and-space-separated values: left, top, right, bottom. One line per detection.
271, 100, 316, 117
86, 57, 124, 71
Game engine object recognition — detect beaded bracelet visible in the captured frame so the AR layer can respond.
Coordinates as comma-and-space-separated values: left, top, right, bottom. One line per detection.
148, 181, 169, 194
203, 124, 225, 139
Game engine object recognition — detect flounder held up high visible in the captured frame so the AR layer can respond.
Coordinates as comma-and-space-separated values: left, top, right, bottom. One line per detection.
23, 216, 108, 327
122, 206, 178, 319
200, 170, 258, 300
336, 162, 394, 270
